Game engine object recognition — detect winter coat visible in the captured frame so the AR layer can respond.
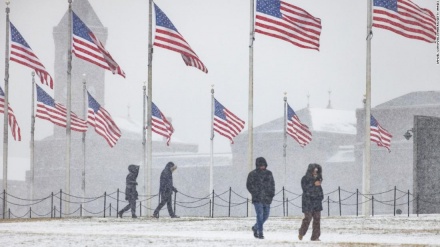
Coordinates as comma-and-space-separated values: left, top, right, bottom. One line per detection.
301, 164, 324, 213
125, 164, 139, 201
159, 162, 177, 197
246, 157, 275, 205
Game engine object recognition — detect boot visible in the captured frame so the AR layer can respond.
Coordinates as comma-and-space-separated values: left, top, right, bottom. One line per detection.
132, 214, 137, 218
258, 233, 264, 239
171, 215, 180, 218
152, 212, 159, 218
118, 211, 123, 218
252, 226, 258, 238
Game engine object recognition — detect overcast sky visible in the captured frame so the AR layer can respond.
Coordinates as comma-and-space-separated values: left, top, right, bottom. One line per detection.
0, 0, 439, 178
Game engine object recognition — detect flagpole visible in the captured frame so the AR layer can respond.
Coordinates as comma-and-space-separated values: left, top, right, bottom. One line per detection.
248, 0, 255, 217
30, 72, 35, 202
363, 0, 373, 217
210, 85, 214, 202
146, 0, 153, 214
65, 0, 73, 215
142, 83, 146, 202
82, 75, 86, 212
2, 0, 10, 218
283, 93, 287, 187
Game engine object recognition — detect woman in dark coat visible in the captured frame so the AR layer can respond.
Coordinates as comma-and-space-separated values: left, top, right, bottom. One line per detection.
118, 164, 139, 218
298, 163, 323, 241
153, 162, 179, 218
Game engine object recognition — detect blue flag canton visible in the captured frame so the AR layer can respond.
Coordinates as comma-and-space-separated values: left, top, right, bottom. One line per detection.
214, 99, 227, 121
0, 86, 4, 96
35, 85, 55, 107
154, 4, 179, 32
287, 104, 297, 119
87, 92, 101, 113
151, 102, 163, 119
72, 12, 94, 43
374, 0, 398, 12
256, 0, 282, 18
370, 115, 379, 127
10, 22, 31, 48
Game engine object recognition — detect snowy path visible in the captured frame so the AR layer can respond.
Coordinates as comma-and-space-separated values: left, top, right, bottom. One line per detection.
0, 215, 439, 246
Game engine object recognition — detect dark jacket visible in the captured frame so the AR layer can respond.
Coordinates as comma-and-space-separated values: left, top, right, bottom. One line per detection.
125, 164, 139, 201
301, 164, 324, 213
246, 157, 275, 205
159, 162, 177, 197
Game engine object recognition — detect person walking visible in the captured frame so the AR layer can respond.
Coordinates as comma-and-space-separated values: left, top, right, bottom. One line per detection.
298, 163, 323, 241
246, 157, 275, 239
153, 162, 179, 218
118, 164, 140, 218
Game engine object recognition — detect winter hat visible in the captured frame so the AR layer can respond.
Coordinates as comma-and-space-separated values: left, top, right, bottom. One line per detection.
255, 157, 268, 168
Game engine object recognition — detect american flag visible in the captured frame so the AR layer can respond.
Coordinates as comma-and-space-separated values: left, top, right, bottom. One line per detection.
373, 0, 436, 43
256, 0, 322, 50
10, 22, 54, 89
370, 115, 392, 152
286, 104, 312, 147
0, 86, 21, 141
72, 11, 125, 78
148, 100, 174, 146
87, 92, 121, 147
35, 84, 87, 132
153, 3, 208, 73
213, 98, 245, 144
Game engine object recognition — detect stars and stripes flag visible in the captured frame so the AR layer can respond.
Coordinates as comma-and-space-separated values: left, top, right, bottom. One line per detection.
148, 100, 174, 146
286, 104, 312, 147
373, 0, 436, 43
10, 22, 54, 89
213, 99, 245, 144
87, 92, 121, 147
370, 115, 392, 152
0, 86, 21, 141
35, 84, 87, 132
153, 3, 208, 73
256, 0, 322, 50
72, 11, 125, 77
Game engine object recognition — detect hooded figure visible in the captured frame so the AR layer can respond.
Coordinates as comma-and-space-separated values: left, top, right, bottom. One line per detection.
118, 164, 139, 218
153, 162, 179, 218
246, 157, 275, 239
298, 163, 324, 241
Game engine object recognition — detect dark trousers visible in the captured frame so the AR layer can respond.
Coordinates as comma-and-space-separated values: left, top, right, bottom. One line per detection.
120, 199, 136, 216
299, 211, 321, 240
253, 202, 271, 235
154, 193, 174, 216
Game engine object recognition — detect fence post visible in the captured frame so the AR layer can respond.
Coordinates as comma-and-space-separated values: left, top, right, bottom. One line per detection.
2, 190, 5, 219
29, 207, 31, 219
211, 190, 215, 218
140, 201, 142, 217
54, 206, 56, 218
109, 203, 112, 217
8, 208, 10, 219
283, 186, 285, 217
356, 189, 358, 217
80, 204, 82, 217
228, 187, 231, 217
60, 189, 62, 218
372, 196, 374, 217
116, 189, 119, 218
246, 198, 249, 217
394, 186, 396, 216
103, 192, 107, 218
51, 192, 54, 218
209, 199, 212, 217
286, 198, 289, 217
338, 186, 341, 216
174, 192, 177, 216
158, 190, 161, 218
327, 196, 330, 217
417, 195, 419, 217
407, 190, 410, 217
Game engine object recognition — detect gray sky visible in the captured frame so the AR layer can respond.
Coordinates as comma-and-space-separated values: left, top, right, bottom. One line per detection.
0, 0, 439, 179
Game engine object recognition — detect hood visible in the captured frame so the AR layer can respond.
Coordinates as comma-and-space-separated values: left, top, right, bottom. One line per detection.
305, 163, 323, 180
255, 157, 267, 169
128, 164, 140, 177
165, 162, 176, 171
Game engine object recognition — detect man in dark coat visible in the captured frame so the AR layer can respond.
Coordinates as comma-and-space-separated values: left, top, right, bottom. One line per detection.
118, 164, 140, 218
298, 163, 323, 241
153, 162, 179, 218
246, 157, 275, 239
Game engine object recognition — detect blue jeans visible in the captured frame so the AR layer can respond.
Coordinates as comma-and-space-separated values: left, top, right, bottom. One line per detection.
253, 202, 271, 235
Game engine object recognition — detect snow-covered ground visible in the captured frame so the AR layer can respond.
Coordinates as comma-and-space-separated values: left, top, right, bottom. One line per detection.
0, 215, 439, 246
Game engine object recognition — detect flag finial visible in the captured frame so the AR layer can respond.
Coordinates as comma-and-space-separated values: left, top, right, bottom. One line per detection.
307, 93, 310, 108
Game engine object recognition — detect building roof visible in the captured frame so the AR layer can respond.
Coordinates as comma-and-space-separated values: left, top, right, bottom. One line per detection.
253, 107, 356, 135
375, 91, 440, 109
